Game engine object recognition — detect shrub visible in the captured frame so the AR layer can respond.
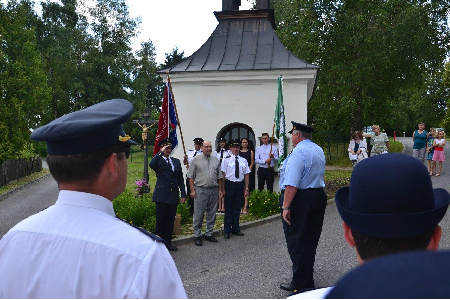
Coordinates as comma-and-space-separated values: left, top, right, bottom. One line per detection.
177, 202, 192, 225
248, 189, 281, 218
113, 190, 156, 231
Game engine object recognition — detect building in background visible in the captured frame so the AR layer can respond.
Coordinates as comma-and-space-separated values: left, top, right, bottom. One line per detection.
159, 0, 319, 191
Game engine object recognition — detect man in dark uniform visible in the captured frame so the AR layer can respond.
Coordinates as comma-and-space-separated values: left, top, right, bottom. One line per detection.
184, 137, 203, 216
221, 139, 250, 239
279, 122, 327, 292
150, 138, 186, 251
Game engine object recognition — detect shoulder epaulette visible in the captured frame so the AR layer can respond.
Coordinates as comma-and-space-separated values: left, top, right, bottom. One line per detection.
117, 218, 166, 243
225, 155, 231, 158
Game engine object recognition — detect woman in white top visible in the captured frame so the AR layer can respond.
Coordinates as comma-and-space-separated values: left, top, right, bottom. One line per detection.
348, 131, 368, 167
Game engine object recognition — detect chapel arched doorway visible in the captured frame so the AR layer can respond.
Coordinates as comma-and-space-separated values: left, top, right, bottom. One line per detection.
216, 123, 256, 150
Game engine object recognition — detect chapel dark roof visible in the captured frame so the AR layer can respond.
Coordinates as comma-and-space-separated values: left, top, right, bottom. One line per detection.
160, 9, 319, 73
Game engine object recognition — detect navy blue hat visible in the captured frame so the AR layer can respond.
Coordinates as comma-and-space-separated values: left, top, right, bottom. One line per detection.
218, 137, 227, 143
31, 99, 137, 155
228, 139, 240, 147
326, 251, 450, 298
288, 121, 314, 134
193, 137, 204, 145
335, 154, 450, 238
158, 138, 173, 148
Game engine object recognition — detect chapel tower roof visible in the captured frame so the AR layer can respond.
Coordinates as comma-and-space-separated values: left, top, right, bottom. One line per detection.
161, 0, 319, 73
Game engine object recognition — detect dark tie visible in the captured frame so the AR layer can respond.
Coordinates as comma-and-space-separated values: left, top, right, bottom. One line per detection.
193, 151, 197, 157
235, 156, 239, 179
220, 149, 224, 164
166, 157, 172, 170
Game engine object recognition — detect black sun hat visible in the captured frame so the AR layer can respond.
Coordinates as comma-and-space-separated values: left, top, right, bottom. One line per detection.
335, 153, 450, 238
31, 99, 137, 155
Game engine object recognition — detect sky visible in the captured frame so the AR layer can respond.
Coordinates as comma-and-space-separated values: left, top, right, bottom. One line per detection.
127, 0, 254, 64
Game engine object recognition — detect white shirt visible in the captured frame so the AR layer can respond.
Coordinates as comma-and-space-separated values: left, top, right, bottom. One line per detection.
221, 154, 250, 182
255, 143, 279, 167
288, 287, 333, 299
215, 148, 231, 162
187, 149, 202, 164
0, 190, 187, 299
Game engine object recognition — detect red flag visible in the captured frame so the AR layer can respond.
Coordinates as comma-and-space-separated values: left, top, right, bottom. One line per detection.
153, 83, 178, 156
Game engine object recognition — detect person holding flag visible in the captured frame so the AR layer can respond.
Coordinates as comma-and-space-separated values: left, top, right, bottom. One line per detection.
153, 82, 179, 157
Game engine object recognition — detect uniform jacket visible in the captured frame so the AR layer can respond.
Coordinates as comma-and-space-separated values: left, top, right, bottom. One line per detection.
150, 151, 187, 204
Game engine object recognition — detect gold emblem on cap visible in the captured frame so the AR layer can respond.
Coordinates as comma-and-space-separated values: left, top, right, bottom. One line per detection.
119, 135, 131, 142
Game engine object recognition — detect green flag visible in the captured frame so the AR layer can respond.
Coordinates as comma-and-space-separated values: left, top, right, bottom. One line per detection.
274, 76, 287, 165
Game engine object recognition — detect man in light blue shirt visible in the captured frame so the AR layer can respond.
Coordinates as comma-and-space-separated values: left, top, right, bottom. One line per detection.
279, 122, 327, 293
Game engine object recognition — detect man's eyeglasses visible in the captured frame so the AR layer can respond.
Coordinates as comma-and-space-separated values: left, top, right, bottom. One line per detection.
115, 147, 130, 159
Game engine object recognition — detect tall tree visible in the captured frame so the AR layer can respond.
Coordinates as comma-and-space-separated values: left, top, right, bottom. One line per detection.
36, 0, 90, 120
159, 47, 185, 71
128, 40, 164, 144
272, 0, 450, 135
77, 0, 139, 108
0, 0, 51, 162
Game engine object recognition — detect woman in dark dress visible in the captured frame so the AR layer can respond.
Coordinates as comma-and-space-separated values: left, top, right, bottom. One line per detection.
239, 138, 255, 214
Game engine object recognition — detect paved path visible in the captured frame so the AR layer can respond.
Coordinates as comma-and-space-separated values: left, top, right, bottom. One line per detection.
1, 139, 449, 298
172, 137, 450, 298
0, 175, 58, 238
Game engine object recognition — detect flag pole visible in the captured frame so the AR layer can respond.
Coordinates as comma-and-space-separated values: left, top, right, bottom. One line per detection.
166, 72, 187, 158
270, 123, 275, 153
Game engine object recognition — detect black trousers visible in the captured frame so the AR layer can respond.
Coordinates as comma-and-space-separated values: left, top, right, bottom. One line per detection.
280, 188, 327, 289
155, 202, 178, 244
258, 167, 274, 192
224, 180, 244, 234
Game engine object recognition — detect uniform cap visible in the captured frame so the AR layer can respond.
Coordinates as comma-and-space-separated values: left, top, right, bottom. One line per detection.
158, 138, 173, 148
288, 121, 314, 134
228, 139, 241, 147
193, 138, 204, 145
31, 99, 137, 155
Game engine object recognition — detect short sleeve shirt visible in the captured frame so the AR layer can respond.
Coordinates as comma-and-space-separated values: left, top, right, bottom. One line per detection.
279, 140, 325, 190
221, 154, 251, 182
370, 132, 389, 153
187, 154, 223, 187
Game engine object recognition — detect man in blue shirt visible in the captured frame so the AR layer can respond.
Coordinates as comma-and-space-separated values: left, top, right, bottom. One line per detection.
279, 122, 327, 293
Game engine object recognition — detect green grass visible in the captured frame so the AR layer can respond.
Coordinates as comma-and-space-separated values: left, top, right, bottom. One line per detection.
0, 169, 49, 197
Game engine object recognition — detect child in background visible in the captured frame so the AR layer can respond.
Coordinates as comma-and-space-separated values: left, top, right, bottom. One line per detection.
432, 130, 446, 177
427, 128, 436, 175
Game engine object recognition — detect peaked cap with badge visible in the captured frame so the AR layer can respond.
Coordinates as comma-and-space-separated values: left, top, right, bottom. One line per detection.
228, 139, 241, 147
288, 121, 314, 134
218, 137, 227, 143
158, 138, 173, 148
193, 138, 204, 145
31, 99, 137, 155
335, 153, 450, 238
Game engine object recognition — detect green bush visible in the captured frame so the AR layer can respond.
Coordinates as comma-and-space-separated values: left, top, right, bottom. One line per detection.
113, 190, 156, 231
177, 202, 192, 225
389, 139, 403, 153
248, 189, 281, 218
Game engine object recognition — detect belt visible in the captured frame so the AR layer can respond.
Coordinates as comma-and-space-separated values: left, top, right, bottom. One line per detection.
281, 187, 323, 194
195, 185, 218, 189
225, 179, 243, 184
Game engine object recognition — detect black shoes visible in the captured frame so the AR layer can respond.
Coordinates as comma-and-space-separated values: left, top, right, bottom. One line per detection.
224, 232, 244, 239
195, 237, 202, 246
280, 282, 298, 292
204, 235, 218, 242
166, 244, 178, 251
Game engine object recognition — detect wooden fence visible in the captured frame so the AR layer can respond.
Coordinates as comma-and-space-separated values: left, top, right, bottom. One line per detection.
0, 157, 42, 188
